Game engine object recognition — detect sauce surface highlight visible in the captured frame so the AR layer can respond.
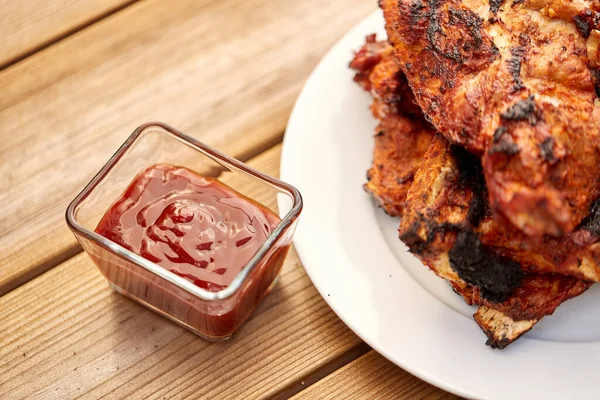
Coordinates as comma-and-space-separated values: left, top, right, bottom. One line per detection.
95, 164, 281, 292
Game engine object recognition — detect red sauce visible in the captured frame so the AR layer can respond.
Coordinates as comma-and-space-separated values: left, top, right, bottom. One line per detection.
95, 164, 281, 292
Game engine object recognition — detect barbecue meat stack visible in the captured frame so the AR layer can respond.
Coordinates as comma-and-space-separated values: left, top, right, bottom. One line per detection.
351, 0, 600, 348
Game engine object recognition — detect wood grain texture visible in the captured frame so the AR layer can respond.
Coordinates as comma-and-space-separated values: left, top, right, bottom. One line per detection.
0, 144, 366, 400
0, 0, 138, 68
292, 351, 460, 400
0, 0, 376, 295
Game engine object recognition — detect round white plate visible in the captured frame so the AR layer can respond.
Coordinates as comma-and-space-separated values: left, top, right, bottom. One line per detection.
280, 10, 600, 400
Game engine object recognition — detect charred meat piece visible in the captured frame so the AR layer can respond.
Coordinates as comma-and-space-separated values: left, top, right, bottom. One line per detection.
399, 134, 591, 347
381, 0, 600, 237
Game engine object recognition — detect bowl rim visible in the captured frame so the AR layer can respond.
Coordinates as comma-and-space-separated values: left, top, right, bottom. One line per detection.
65, 122, 303, 301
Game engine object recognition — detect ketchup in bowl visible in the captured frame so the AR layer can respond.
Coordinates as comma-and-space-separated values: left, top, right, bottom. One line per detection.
67, 123, 301, 342
91, 164, 290, 340
95, 164, 281, 292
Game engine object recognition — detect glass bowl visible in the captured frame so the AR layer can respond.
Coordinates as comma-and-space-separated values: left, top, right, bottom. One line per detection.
66, 122, 302, 341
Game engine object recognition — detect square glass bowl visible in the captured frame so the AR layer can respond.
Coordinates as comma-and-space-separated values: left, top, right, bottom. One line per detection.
66, 122, 302, 341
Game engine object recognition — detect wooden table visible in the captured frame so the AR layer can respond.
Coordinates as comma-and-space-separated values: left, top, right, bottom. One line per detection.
0, 1, 459, 398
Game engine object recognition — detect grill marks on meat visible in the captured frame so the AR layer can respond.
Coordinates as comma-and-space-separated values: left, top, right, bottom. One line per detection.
385, 0, 499, 152
408, 0, 499, 69
382, 0, 600, 238
592, 69, 600, 98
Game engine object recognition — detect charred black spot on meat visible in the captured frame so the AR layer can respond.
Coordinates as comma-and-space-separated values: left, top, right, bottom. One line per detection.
489, 138, 520, 156
451, 145, 480, 188
573, 14, 592, 38
486, 335, 512, 350
399, 219, 429, 254
400, 213, 442, 255
539, 137, 555, 163
507, 43, 527, 91
489, 0, 503, 16
449, 230, 523, 303
493, 126, 507, 143
400, 218, 461, 256
500, 95, 540, 125
376, 130, 385, 137
573, 10, 599, 38
580, 197, 600, 236
450, 145, 489, 226
591, 69, 600, 98
467, 190, 487, 227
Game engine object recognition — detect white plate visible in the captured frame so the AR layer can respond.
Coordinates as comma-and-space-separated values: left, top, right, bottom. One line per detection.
280, 10, 600, 400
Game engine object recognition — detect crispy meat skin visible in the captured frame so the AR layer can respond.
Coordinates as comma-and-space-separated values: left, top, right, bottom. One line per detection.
365, 107, 434, 215
351, 37, 434, 215
382, 0, 600, 237
399, 134, 591, 347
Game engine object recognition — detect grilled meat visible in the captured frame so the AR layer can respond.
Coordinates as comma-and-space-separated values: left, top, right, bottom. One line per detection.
399, 134, 591, 347
365, 106, 434, 215
351, 36, 435, 215
351, 32, 595, 348
381, 0, 600, 237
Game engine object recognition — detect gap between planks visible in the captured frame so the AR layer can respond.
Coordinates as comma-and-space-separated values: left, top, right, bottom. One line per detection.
0, 134, 285, 298
289, 351, 459, 400
270, 342, 371, 400
0, 0, 143, 72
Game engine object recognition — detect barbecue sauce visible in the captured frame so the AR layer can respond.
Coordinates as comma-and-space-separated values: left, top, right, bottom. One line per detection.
95, 164, 281, 292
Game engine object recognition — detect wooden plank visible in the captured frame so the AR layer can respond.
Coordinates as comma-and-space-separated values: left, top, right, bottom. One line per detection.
0, 144, 367, 399
0, 0, 376, 295
292, 351, 460, 400
0, 0, 138, 68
